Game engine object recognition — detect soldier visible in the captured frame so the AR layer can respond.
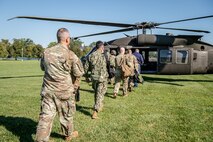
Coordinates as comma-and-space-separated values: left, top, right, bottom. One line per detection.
126, 49, 138, 92
108, 50, 116, 84
84, 41, 108, 119
113, 47, 131, 98
35, 28, 84, 142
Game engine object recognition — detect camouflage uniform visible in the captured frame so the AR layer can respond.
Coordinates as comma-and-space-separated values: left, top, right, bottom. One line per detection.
85, 50, 108, 112
114, 54, 131, 95
126, 53, 138, 90
35, 44, 84, 142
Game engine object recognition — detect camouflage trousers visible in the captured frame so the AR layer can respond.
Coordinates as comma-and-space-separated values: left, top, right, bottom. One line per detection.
35, 92, 76, 142
114, 73, 129, 95
128, 76, 134, 89
92, 80, 107, 112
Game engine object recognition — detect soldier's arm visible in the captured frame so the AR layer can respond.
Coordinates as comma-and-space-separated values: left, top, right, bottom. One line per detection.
69, 54, 84, 91
73, 77, 81, 90
134, 56, 139, 69
72, 55, 85, 78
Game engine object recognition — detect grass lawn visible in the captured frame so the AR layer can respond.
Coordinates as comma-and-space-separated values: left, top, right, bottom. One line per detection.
0, 60, 213, 142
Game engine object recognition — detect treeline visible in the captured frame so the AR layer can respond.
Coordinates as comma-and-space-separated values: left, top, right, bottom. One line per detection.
0, 38, 95, 59
0, 39, 43, 58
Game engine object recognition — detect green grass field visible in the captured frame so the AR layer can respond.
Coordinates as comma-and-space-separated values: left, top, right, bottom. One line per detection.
0, 61, 213, 142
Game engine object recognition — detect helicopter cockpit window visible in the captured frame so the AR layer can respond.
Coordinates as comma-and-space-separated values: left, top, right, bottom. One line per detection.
160, 49, 172, 64
176, 50, 189, 64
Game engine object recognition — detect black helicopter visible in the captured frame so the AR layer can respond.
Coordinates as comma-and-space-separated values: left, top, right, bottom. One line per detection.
9, 15, 213, 74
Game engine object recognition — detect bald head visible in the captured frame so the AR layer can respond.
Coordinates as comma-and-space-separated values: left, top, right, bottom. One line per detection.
57, 28, 70, 45
135, 49, 140, 53
120, 47, 125, 54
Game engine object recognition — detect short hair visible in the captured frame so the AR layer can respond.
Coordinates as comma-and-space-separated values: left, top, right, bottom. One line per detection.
57, 28, 70, 42
96, 41, 104, 49
135, 49, 140, 52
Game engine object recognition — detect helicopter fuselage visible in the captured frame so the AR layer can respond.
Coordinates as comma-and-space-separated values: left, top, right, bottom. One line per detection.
84, 34, 213, 74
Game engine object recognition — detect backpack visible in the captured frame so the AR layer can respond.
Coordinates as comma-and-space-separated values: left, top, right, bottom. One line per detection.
121, 56, 132, 77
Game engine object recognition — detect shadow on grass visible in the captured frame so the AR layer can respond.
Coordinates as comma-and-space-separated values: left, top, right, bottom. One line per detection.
143, 76, 189, 86
105, 93, 116, 99
79, 88, 94, 94
0, 75, 43, 79
143, 76, 213, 83
50, 132, 64, 140
0, 115, 37, 142
76, 104, 92, 117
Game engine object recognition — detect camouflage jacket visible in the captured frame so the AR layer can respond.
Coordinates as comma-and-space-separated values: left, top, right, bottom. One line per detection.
115, 54, 131, 69
40, 44, 84, 94
109, 54, 116, 67
85, 50, 108, 82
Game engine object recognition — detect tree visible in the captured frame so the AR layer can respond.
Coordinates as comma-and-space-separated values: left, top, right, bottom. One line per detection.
69, 39, 84, 57
0, 39, 10, 58
82, 46, 92, 56
89, 42, 96, 48
1, 38, 44, 59
47, 42, 57, 48
0, 43, 9, 58
34, 44, 43, 58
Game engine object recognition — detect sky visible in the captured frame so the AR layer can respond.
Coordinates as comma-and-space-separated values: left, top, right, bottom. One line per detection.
0, 0, 213, 47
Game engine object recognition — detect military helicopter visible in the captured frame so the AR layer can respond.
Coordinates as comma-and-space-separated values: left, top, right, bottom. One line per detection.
9, 15, 213, 74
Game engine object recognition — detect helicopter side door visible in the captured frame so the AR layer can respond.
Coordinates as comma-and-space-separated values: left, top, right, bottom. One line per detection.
158, 47, 192, 74
192, 50, 208, 74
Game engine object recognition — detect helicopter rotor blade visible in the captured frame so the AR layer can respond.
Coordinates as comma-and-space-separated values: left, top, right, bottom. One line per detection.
156, 27, 210, 33
157, 15, 213, 25
74, 27, 135, 39
8, 16, 134, 28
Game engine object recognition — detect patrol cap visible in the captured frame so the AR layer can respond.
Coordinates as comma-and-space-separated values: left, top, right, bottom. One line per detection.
111, 50, 116, 55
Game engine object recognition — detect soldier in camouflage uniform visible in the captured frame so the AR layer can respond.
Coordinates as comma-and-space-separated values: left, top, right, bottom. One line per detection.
35, 28, 84, 142
126, 49, 138, 92
84, 41, 108, 119
108, 50, 116, 84
113, 47, 131, 98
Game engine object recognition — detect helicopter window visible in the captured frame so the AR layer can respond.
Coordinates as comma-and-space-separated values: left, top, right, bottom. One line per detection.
149, 51, 157, 62
176, 50, 189, 64
160, 50, 172, 64
200, 46, 205, 51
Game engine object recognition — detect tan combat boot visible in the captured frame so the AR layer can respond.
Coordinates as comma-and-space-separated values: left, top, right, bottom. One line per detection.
113, 93, 117, 98
65, 131, 79, 141
92, 111, 98, 119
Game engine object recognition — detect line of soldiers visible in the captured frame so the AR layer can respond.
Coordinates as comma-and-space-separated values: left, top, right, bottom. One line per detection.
35, 28, 143, 142
84, 45, 144, 119
106, 47, 143, 98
